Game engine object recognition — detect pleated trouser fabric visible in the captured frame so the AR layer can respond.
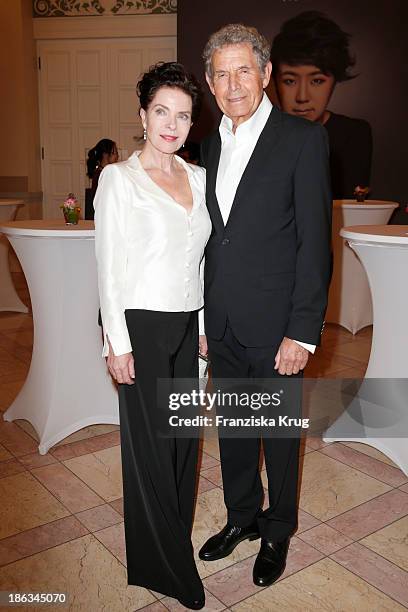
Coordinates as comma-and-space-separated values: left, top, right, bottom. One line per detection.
118, 309, 204, 603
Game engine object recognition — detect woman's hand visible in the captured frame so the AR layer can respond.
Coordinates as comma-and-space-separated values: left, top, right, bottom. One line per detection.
199, 334, 208, 357
107, 341, 135, 385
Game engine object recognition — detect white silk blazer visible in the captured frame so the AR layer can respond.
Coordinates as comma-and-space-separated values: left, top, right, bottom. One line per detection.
94, 151, 211, 357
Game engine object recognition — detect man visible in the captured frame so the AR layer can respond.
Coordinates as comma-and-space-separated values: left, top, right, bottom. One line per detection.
198, 24, 332, 587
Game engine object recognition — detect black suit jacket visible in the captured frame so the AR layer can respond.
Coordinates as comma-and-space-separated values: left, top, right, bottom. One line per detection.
201, 106, 332, 348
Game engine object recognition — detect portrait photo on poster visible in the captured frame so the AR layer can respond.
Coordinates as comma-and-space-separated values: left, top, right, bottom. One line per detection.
178, 0, 408, 219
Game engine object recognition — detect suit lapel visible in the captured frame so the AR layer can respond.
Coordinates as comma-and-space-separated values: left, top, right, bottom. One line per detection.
225, 106, 283, 229
205, 132, 224, 232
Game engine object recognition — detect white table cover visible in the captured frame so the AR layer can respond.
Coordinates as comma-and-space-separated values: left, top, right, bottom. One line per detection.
324, 225, 408, 475
1, 220, 118, 454
326, 200, 399, 333
0, 200, 28, 313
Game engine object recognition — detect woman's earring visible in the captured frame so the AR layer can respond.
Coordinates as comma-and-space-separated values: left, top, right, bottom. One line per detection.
143, 128, 147, 141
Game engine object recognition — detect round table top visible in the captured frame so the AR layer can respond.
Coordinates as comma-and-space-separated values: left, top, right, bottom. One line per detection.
333, 199, 399, 210
341, 225, 408, 245
0, 219, 95, 238
0, 199, 24, 207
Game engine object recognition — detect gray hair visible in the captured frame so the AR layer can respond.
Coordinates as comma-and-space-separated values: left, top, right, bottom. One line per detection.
203, 23, 271, 79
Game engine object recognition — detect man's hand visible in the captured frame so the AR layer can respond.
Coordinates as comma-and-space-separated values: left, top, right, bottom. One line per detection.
199, 334, 208, 357
107, 340, 135, 385
274, 337, 309, 375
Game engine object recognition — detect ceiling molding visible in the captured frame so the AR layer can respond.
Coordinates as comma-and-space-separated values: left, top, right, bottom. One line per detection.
33, 13, 176, 39
32, 0, 176, 18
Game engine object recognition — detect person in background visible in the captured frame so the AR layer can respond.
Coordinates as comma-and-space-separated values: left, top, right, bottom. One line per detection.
271, 11, 372, 199
94, 62, 210, 610
87, 140, 119, 318
87, 138, 119, 197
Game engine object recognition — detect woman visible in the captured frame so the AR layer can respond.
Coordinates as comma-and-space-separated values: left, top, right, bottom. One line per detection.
271, 11, 372, 199
87, 138, 119, 195
94, 63, 210, 610
86, 139, 119, 220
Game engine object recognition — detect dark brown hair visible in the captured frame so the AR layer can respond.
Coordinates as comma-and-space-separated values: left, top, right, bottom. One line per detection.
137, 62, 202, 122
271, 11, 356, 83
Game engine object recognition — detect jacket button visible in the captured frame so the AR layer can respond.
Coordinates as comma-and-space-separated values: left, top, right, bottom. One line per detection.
221, 238, 230, 245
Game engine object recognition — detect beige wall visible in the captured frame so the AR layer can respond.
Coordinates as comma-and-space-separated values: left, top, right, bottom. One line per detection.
0, 0, 41, 200
21, 0, 41, 194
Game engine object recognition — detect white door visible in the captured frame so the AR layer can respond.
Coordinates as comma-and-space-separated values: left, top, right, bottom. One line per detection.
38, 38, 176, 218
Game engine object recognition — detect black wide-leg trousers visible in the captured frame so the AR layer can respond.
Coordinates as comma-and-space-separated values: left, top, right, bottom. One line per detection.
118, 309, 204, 603
208, 322, 301, 542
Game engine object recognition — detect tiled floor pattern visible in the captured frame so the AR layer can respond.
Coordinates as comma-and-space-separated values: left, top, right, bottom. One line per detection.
0, 258, 406, 611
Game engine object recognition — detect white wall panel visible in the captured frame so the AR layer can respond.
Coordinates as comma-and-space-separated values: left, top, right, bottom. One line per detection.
38, 36, 176, 217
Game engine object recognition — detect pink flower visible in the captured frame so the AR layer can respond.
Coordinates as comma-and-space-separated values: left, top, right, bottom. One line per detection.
63, 193, 78, 209
353, 185, 370, 202
353, 185, 370, 196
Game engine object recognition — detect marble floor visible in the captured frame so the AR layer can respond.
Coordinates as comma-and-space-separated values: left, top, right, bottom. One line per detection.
0, 257, 407, 611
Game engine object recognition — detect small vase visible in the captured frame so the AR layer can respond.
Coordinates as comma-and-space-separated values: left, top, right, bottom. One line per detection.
356, 194, 366, 203
63, 207, 81, 225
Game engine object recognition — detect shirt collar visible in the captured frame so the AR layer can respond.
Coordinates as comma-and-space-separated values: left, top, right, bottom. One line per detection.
219, 93, 273, 144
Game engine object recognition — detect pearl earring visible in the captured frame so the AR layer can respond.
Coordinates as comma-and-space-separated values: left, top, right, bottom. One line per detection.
143, 128, 147, 141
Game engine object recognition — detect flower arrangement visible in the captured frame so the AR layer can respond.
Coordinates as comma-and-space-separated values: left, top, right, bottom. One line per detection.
61, 193, 81, 224
353, 185, 370, 202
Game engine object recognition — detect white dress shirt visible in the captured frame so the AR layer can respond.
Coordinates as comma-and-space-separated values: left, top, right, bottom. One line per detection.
94, 151, 211, 357
216, 93, 315, 353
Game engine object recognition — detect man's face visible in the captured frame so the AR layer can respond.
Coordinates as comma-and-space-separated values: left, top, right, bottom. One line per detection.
275, 63, 335, 124
206, 43, 271, 130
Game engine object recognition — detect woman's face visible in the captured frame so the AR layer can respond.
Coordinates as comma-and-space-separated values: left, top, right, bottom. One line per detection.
275, 63, 335, 124
140, 86, 193, 154
101, 144, 118, 166
109, 144, 119, 163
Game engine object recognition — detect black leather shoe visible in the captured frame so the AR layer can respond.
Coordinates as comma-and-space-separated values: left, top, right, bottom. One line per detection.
253, 537, 290, 587
177, 595, 205, 610
199, 519, 260, 561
